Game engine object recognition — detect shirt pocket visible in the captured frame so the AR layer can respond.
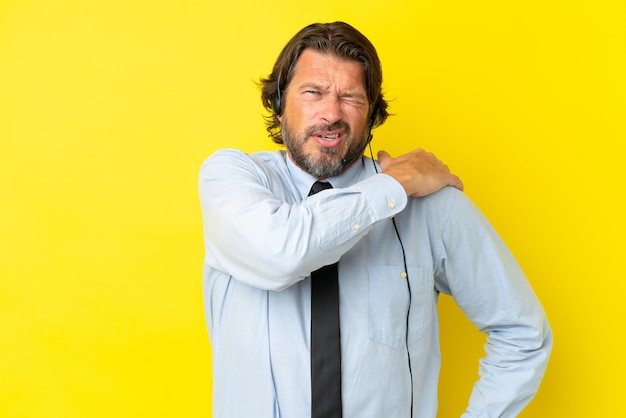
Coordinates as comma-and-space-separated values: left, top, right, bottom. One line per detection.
368, 266, 432, 349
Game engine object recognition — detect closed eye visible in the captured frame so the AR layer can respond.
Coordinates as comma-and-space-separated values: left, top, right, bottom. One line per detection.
340, 96, 367, 106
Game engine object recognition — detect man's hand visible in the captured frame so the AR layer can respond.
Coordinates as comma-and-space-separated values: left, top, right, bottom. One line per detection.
378, 148, 464, 197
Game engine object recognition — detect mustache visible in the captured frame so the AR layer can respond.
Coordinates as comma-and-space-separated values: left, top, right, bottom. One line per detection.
305, 121, 350, 136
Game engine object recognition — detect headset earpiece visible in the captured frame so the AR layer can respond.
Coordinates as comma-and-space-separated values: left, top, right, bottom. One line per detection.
368, 106, 378, 127
273, 72, 283, 116
368, 92, 381, 128
273, 94, 282, 116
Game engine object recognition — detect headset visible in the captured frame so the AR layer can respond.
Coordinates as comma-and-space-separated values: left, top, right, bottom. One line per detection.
272, 72, 284, 116
274, 70, 409, 274
273, 72, 408, 266
273, 71, 379, 166
276, 70, 414, 414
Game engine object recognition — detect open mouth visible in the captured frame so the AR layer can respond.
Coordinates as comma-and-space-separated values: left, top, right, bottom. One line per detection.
318, 133, 339, 141
312, 130, 343, 147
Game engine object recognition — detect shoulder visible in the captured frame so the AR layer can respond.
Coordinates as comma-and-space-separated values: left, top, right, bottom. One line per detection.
200, 149, 288, 177
201, 148, 285, 168
413, 186, 466, 211
408, 186, 484, 228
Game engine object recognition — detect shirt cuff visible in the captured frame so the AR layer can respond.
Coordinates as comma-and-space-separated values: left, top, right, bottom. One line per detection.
351, 173, 408, 220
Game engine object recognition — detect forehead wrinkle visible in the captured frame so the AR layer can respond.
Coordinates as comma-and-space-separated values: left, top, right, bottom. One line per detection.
288, 50, 367, 97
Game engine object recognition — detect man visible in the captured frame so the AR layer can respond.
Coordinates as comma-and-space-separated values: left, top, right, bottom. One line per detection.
199, 21, 551, 418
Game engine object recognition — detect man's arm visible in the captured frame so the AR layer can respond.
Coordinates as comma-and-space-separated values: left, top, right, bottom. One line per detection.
199, 148, 463, 292
434, 191, 552, 417
199, 149, 406, 290
378, 148, 464, 196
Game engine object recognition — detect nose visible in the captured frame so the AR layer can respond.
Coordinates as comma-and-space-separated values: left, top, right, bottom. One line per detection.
319, 95, 342, 124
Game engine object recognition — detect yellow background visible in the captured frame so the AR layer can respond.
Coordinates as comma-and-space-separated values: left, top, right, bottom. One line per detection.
1, 0, 624, 416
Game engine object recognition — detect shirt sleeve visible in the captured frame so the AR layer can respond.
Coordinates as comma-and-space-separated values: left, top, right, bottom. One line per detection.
199, 149, 407, 291
433, 190, 553, 417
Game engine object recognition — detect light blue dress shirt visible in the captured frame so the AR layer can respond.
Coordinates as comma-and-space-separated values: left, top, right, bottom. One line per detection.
199, 149, 552, 418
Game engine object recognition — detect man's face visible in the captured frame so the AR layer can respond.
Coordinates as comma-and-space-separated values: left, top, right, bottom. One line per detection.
280, 49, 371, 179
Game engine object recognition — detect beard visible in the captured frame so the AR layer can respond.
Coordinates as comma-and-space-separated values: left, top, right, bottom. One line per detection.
282, 119, 369, 179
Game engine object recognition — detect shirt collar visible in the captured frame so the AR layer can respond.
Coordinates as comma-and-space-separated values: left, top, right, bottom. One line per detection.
284, 152, 367, 199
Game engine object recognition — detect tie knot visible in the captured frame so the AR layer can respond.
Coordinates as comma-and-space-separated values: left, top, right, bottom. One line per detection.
309, 181, 333, 196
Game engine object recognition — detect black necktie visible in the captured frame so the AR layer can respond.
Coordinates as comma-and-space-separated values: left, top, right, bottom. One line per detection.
308, 181, 342, 418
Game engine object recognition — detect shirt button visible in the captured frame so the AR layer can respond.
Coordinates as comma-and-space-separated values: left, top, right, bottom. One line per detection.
400, 271, 407, 279
387, 201, 395, 209
353, 223, 360, 230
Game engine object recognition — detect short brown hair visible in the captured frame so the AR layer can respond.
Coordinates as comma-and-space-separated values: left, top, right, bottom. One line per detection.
260, 21, 389, 144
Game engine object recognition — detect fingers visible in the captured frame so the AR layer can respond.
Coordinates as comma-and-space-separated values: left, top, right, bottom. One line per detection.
450, 175, 464, 191
377, 150, 390, 163
377, 147, 464, 196
377, 150, 393, 171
